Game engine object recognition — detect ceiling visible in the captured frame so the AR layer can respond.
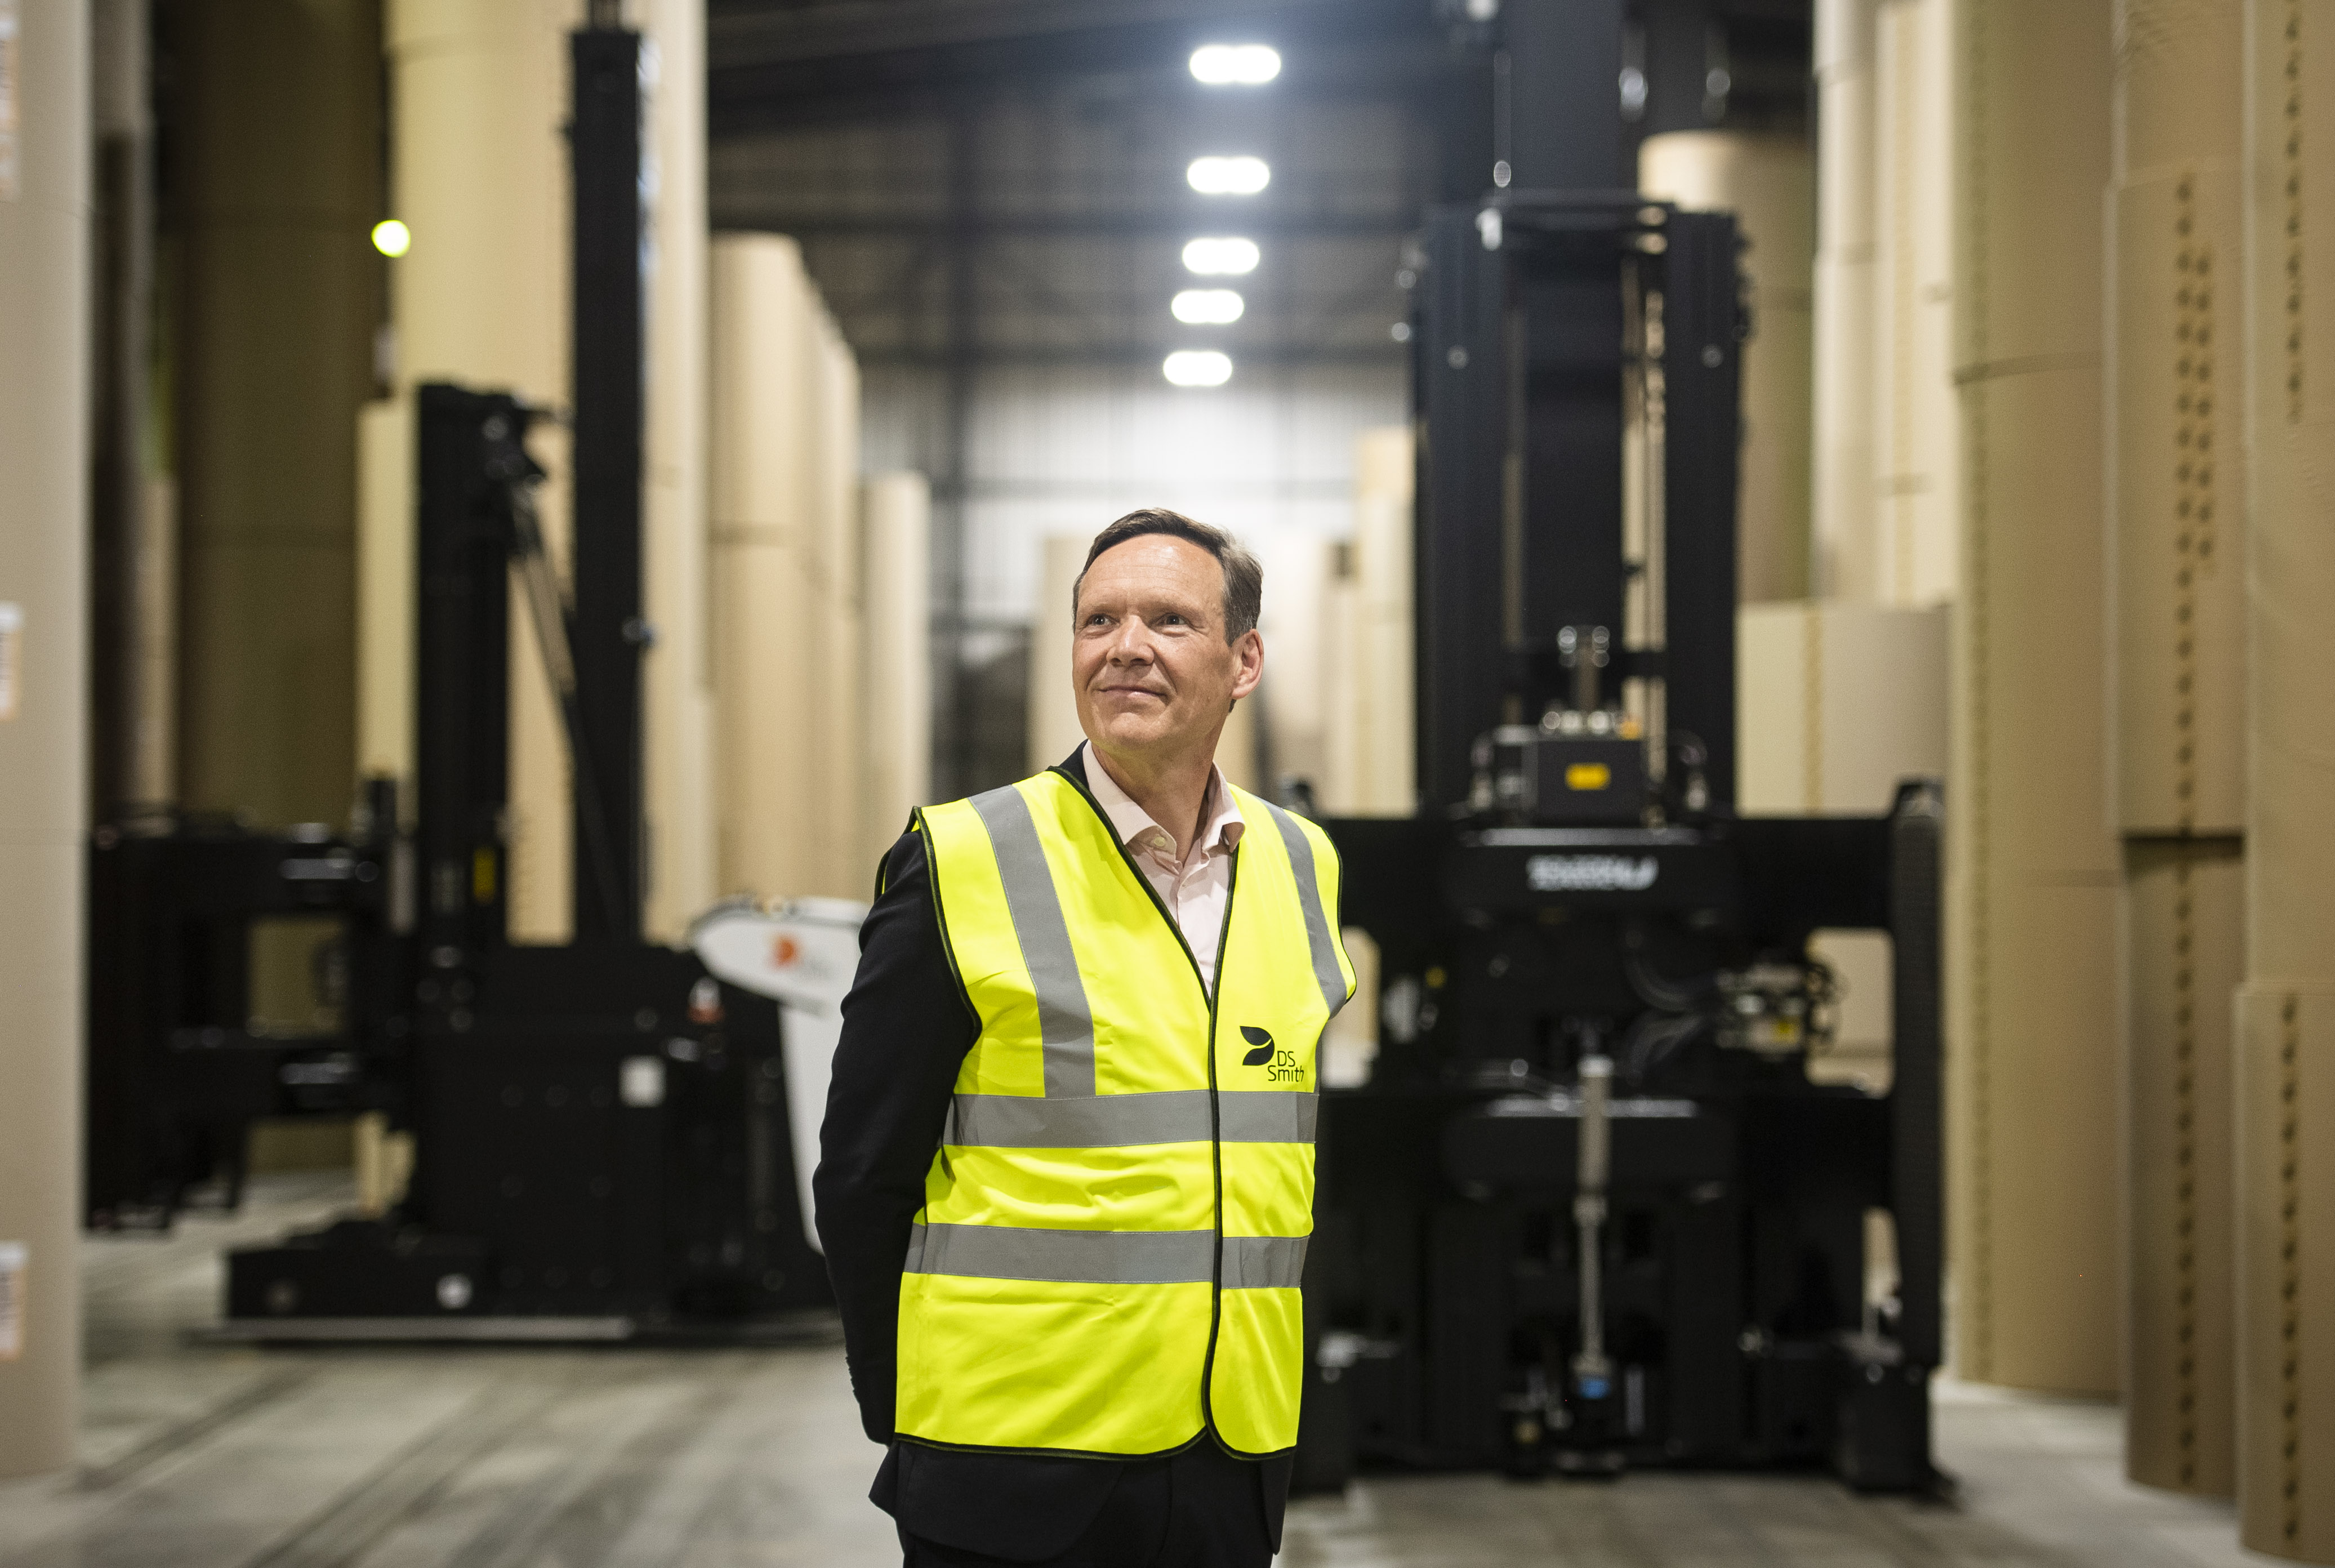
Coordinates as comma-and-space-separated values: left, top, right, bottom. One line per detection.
704, 0, 1811, 371
707, 0, 1455, 369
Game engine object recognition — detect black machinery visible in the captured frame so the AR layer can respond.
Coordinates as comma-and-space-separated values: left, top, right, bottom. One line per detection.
1296, 1, 1941, 1491
84, 18, 829, 1333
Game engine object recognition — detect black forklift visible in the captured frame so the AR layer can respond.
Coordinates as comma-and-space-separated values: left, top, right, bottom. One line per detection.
85, 18, 829, 1338
1297, 0, 1940, 1493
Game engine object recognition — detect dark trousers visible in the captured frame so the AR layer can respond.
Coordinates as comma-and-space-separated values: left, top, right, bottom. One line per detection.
892, 1441, 1280, 1568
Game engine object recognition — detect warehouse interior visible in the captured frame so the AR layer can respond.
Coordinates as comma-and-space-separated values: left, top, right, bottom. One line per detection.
0, 0, 2330, 1564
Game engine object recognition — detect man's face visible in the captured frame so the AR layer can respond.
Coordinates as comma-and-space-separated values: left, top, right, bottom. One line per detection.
1072, 534, 1264, 761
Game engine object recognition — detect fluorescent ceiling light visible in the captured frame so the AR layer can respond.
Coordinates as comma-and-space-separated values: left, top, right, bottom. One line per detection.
1187, 156, 1270, 196
371, 219, 411, 257
1189, 44, 1281, 85
1182, 236, 1260, 275
1171, 289, 1245, 325
1163, 350, 1233, 387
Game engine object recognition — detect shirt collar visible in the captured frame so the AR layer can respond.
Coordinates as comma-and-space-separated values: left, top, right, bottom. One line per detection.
1081, 742, 1246, 859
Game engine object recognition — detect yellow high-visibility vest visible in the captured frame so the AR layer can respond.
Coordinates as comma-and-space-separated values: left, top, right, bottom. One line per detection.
897, 764, 1354, 1459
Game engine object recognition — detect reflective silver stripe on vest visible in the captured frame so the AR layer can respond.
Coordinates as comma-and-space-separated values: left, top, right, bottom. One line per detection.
1219, 1090, 1318, 1143
1222, 1235, 1309, 1290
953, 1090, 1208, 1148
906, 1223, 1215, 1284
948, 1090, 1318, 1148
904, 1224, 1308, 1288
968, 785, 1097, 1098
1262, 802, 1348, 1018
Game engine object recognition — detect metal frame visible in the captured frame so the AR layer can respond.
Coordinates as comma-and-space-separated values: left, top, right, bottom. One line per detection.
412, 386, 519, 978
570, 24, 648, 942
1412, 195, 1740, 814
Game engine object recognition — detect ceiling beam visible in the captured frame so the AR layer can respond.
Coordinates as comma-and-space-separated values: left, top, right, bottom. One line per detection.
708, 212, 1423, 240
710, 0, 1374, 70
854, 343, 1404, 369
706, 0, 1439, 135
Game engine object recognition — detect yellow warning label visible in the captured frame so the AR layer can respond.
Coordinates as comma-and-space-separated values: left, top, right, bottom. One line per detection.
1565, 762, 1612, 791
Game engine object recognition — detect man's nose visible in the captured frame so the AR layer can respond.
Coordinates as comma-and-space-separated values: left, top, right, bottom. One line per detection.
1107, 617, 1156, 662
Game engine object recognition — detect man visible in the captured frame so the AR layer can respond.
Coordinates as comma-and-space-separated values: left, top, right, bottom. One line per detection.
816, 508, 1354, 1567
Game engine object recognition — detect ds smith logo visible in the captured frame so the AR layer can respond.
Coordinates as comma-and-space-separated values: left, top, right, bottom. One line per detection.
1239, 1026, 1308, 1086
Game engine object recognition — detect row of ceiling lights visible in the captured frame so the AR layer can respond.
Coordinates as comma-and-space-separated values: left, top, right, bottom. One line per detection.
1162, 46, 1279, 387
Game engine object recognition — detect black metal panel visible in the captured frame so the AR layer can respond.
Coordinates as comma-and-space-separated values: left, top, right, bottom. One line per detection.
1502, 0, 1628, 189
1322, 817, 1445, 945
1662, 1183, 1745, 1456
228, 1223, 491, 1319
416, 1031, 669, 1312
414, 385, 520, 971
1517, 256, 1628, 646
1414, 205, 1511, 812
1657, 210, 1744, 808
1425, 1204, 1509, 1463
1887, 783, 1945, 1375
1739, 1095, 1891, 1213
1634, 0, 1816, 141
1732, 814, 1891, 935
1434, 44, 1498, 203
570, 28, 647, 942
86, 832, 241, 1224
1638, 0, 1716, 137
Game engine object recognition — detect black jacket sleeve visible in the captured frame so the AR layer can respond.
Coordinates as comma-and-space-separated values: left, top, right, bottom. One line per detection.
813, 826, 981, 1445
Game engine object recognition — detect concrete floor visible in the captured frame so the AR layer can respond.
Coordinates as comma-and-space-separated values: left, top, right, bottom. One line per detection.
0, 1176, 2279, 1568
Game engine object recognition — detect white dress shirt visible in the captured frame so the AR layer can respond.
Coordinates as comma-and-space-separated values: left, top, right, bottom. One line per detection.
1081, 741, 1245, 992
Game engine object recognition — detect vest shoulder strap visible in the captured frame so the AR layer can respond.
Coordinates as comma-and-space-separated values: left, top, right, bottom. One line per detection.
1227, 786, 1355, 1016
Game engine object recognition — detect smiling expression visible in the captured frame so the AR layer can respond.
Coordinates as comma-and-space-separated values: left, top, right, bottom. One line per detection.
1071, 534, 1264, 760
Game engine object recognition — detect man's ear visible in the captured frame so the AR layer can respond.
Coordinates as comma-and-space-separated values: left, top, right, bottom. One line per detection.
1229, 627, 1265, 702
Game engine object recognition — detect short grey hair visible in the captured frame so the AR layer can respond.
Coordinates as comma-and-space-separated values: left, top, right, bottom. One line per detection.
1072, 507, 1263, 643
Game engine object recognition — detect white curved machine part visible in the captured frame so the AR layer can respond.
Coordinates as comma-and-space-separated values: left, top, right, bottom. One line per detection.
689, 897, 868, 1253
